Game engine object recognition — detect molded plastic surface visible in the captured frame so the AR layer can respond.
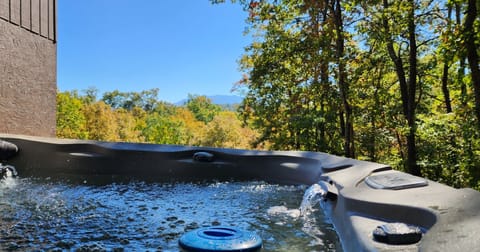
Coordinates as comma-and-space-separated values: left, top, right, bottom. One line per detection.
0, 140, 18, 161
193, 152, 215, 162
365, 172, 428, 190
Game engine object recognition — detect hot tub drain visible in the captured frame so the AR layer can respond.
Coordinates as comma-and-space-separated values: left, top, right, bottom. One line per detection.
179, 226, 262, 252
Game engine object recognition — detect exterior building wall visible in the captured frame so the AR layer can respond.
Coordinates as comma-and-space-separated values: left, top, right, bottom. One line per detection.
0, 0, 57, 137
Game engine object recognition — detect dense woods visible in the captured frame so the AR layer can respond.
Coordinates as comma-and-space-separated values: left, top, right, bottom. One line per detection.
213, 0, 479, 189
58, 0, 479, 189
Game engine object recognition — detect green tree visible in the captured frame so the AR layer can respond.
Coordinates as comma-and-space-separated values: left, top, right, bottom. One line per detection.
102, 88, 160, 112
142, 112, 187, 144
56, 91, 88, 139
185, 94, 221, 124
81, 86, 98, 104
382, 0, 421, 175
213, 0, 480, 188
463, 0, 480, 127
223, 0, 356, 154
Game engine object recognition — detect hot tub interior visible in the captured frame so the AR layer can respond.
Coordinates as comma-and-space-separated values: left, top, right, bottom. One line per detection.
1, 135, 480, 251
0, 177, 341, 251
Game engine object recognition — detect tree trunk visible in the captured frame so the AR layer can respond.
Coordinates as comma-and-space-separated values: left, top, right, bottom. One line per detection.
442, 5, 453, 113
383, 0, 420, 176
442, 63, 453, 113
333, 0, 354, 158
406, 0, 420, 176
464, 0, 480, 128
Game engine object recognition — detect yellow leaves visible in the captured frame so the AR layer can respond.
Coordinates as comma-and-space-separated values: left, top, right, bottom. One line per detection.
83, 101, 119, 142
56, 92, 88, 139
199, 111, 259, 149
57, 90, 260, 150
171, 107, 207, 146
115, 108, 143, 142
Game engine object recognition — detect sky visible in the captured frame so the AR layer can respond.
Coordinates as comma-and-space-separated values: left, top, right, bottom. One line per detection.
57, 0, 250, 103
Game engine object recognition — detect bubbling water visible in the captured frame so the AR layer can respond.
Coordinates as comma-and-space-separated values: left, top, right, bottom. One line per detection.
0, 164, 17, 178
0, 164, 18, 189
0, 179, 341, 251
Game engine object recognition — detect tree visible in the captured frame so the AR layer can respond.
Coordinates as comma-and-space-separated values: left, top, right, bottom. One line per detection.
185, 94, 221, 124
200, 111, 258, 148
212, 0, 480, 188
463, 0, 480, 127
56, 91, 88, 139
142, 112, 187, 145
115, 108, 143, 142
439, 2, 454, 113
82, 86, 98, 105
83, 101, 119, 141
331, 0, 355, 157
102, 88, 160, 112
172, 107, 206, 145
231, 0, 358, 154
381, 0, 421, 175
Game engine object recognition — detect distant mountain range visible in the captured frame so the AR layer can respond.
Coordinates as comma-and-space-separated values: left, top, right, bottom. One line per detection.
175, 95, 243, 106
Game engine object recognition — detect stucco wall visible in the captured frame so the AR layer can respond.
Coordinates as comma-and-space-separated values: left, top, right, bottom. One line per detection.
0, 0, 56, 137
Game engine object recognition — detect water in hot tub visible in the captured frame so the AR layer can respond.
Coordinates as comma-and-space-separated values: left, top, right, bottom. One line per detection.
0, 176, 341, 251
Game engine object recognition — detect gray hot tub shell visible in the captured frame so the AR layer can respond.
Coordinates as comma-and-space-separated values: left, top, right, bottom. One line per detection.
1, 134, 479, 251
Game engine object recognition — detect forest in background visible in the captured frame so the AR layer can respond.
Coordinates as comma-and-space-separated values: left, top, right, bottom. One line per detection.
57, 89, 259, 149
58, 0, 480, 190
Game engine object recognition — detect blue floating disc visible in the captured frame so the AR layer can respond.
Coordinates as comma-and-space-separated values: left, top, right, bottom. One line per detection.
179, 226, 262, 252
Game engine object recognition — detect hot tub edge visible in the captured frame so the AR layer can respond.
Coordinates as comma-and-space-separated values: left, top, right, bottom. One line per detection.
1, 134, 479, 251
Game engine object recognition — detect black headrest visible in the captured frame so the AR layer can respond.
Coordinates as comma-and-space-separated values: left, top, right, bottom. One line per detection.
0, 140, 18, 161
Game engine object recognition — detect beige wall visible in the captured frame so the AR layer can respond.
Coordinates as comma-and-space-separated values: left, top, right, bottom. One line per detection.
0, 0, 57, 137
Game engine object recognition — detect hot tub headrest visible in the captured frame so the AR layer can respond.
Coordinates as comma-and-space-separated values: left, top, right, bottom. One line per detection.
0, 140, 18, 161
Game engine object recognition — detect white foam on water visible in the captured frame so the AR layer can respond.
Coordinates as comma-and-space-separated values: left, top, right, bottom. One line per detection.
0, 176, 18, 189
266, 205, 301, 219
0, 165, 19, 189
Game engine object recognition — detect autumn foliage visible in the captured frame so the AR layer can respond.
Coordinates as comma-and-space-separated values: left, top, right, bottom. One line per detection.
56, 89, 259, 149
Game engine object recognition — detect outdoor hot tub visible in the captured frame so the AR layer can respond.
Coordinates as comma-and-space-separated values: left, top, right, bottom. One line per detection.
0, 134, 479, 251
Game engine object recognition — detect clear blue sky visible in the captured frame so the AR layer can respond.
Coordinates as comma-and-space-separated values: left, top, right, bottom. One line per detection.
57, 0, 250, 103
